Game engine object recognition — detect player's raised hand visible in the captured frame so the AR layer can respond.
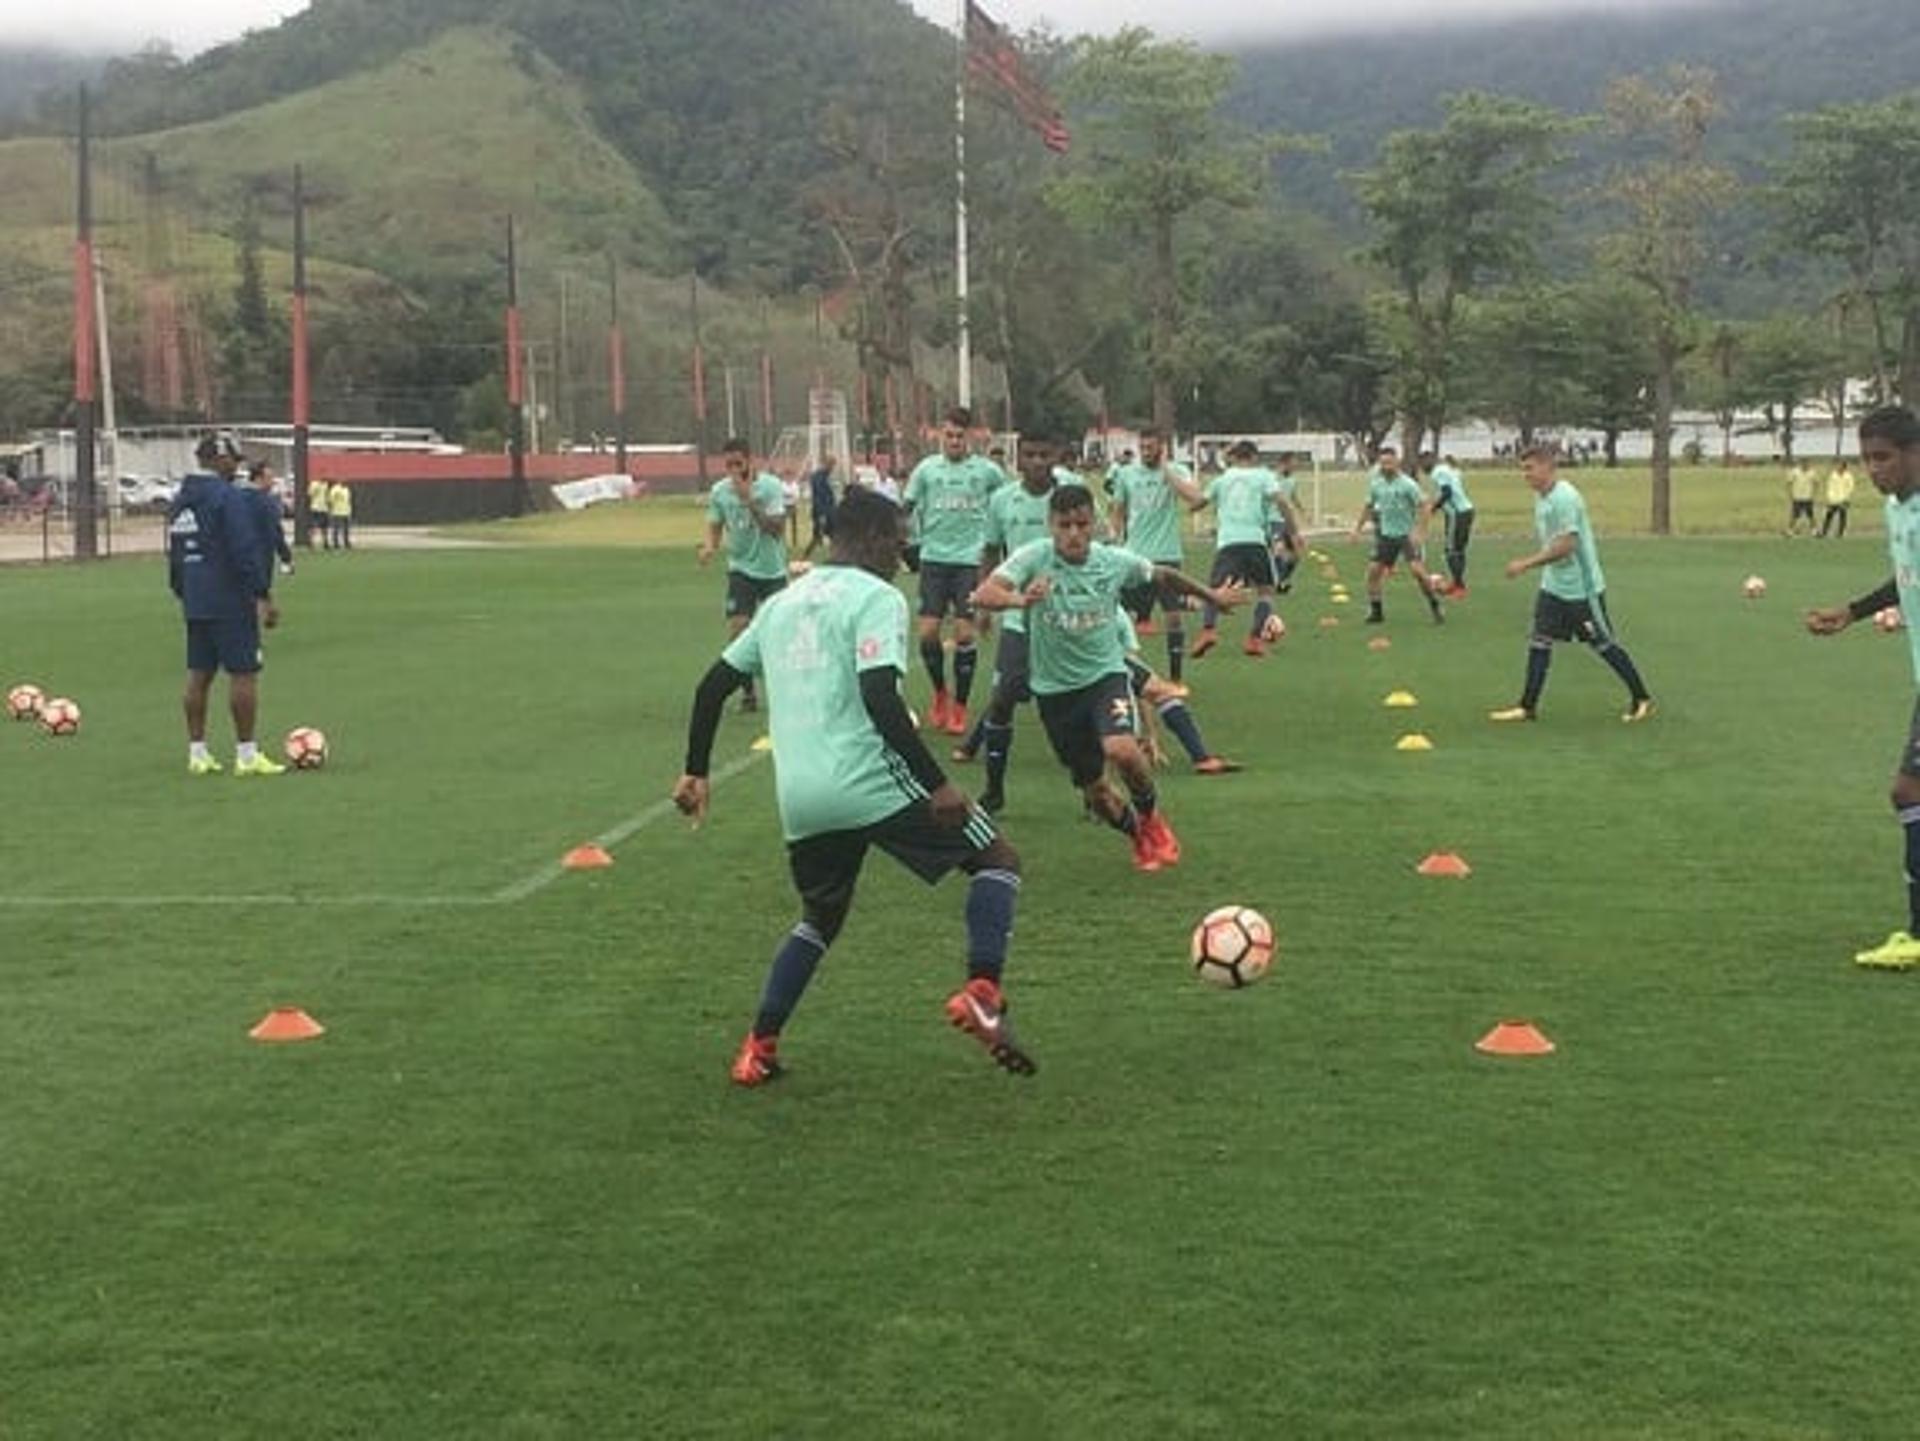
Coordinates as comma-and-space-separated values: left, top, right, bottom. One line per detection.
928, 781, 972, 829
1805, 606, 1853, 636
671, 775, 711, 827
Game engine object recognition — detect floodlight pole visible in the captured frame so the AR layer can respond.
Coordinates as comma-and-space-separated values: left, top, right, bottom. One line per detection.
291, 165, 313, 547
72, 84, 99, 561
953, 0, 973, 411
506, 215, 528, 517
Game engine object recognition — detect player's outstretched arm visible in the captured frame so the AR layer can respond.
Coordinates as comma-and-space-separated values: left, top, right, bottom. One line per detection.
676, 659, 750, 821
1810, 577, 1900, 635
1350, 505, 1374, 542
698, 521, 722, 565
1155, 565, 1245, 613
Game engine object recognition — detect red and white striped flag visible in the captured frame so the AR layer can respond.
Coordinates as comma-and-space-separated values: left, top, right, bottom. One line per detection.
966, 1, 1070, 155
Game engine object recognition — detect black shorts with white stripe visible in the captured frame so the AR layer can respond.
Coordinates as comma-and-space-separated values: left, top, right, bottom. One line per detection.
786, 798, 1002, 920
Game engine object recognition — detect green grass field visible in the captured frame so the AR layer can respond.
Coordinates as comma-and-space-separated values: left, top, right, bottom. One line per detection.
5, 514, 1920, 1439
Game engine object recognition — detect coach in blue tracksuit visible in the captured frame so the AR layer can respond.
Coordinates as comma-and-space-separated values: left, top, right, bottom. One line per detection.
168, 433, 284, 777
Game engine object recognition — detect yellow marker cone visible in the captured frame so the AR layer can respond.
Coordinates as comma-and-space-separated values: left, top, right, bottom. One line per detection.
1331, 594, 1350, 605
1396, 733, 1434, 752
751, 734, 773, 753
1384, 691, 1418, 708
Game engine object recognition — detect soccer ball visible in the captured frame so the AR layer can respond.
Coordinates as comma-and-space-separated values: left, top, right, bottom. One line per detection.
1742, 575, 1767, 599
6, 683, 45, 721
39, 697, 80, 737
1877, 607, 1905, 633
284, 726, 329, 770
1261, 613, 1288, 643
1190, 905, 1275, 989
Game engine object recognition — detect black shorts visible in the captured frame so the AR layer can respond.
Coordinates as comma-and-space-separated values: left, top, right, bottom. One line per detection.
1036, 673, 1137, 787
1533, 590, 1617, 645
725, 571, 786, 620
918, 560, 978, 621
788, 798, 1002, 920
1373, 535, 1422, 568
1121, 569, 1188, 622
1791, 500, 1816, 520
186, 615, 263, 675
1900, 697, 1920, 780
991, 627, 1032, 704
1210, 543, 1276, 590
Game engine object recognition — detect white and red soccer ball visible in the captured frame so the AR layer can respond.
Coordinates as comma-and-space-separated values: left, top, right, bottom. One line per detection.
1875, 607, 1905, 633
7, 683, 45, 721
1190, 905, 1276, 989
284, 726, 330, 770
1742, 575, 1767, 600
39, 697, 81, 737
1261, 613, 1288, 643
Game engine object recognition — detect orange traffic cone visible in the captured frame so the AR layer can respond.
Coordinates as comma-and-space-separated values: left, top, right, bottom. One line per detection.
563, 844, 614, 870
1476, 1020, 1555, 1056
250, 1007, 325, 1043
1417, 852, 1472, 878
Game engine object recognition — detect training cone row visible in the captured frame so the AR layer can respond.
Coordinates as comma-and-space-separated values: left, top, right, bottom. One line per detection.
250, 1007, 325, 1043
564, 844, 614, 870
1384, 691, 1418, 709
1476, 1020, 1556, 1057
1396, 733, 1434, 752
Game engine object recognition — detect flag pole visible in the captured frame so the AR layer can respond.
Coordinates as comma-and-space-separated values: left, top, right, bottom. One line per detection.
954, 0, 973, 412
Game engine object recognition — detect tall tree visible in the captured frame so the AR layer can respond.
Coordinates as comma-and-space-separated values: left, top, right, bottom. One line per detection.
1600, 67, 1739, 534
1773, 96, 1920, 405
1569, 274, 1658, 468
1052, 28, 1269, 432
1350, 92, 1571, 457
1454, 285, 1589, 450
1739, 312, 1844, 461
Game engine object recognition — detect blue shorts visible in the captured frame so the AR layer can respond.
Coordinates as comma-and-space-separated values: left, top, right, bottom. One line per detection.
186, 615, 263, 675
1036, 673, 1137, 787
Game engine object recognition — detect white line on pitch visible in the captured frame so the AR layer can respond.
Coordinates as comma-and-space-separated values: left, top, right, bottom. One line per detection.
0, 747, 770, 912
490, 747, 767, 904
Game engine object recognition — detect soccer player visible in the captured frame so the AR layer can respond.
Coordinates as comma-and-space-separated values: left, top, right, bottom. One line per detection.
903, 407, 1004, 736
699, 437, 789, 713
1426, 452, 1476, 595
1490, 444, 1654, 725
1806, 406, 1920, 968
1191, 440, 1302, 658
167, 433, 284, 777
1352, 446, 1445, 625
1822, 459, 1856, 539
953, 438, 1058, 812
673, 488, 1032, 1084
1268, 451, 1305, 595
973, 481, 1243, 872
1109, 427, 1206, 677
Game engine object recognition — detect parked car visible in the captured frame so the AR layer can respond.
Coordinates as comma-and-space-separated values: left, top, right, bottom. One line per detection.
117, 475, 178, 510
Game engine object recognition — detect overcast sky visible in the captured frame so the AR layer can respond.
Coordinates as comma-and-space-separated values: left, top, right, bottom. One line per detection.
12, 0, 1711, 55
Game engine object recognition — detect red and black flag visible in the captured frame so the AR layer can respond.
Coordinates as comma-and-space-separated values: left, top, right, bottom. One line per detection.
965, 1, 1070, 155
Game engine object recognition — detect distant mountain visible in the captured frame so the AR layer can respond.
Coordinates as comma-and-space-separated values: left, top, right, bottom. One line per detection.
1231, 0, 1920, 223
0, 46, 107, 122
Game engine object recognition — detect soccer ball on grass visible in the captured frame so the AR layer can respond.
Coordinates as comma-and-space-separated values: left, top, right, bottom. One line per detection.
284, 726, 329, 770
39, 697, 81, 737
7, 683, 45, 721
1875, 607, 1904, 633
1190, 905, 1275, 989
1742, 575, 1767, 600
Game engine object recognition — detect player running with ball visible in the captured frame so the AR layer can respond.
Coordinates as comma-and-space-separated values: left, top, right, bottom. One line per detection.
1807, 405, 1920, 970
973, 480, 1243, 872
675, 488, 1032, 1085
